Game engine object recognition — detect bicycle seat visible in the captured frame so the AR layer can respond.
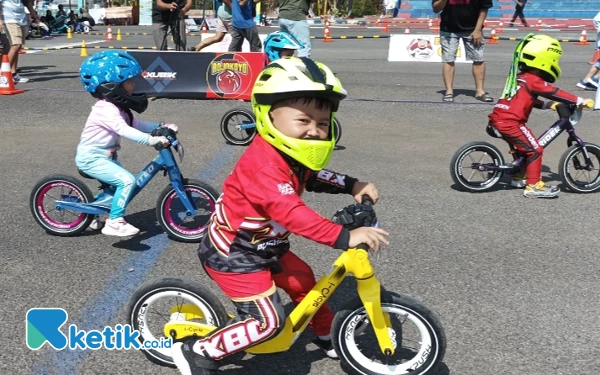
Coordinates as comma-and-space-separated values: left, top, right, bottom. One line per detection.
78, 169, 95, 179
486, 124, 502, 139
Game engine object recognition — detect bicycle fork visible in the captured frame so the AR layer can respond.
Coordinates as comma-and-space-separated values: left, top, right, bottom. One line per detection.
347, 248, 395, 356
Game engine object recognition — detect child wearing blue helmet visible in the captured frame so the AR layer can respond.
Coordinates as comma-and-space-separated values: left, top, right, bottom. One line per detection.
76, 50, 178, 237
263, 31, 303, 63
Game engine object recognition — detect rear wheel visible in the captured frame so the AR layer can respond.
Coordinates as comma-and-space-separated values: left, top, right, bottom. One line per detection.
450, 141, 505, 192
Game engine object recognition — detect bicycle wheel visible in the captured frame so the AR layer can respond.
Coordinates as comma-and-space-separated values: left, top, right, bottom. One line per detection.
30, 174, 95, 236
333, 116, 342, 145
450, 141, 505, 192
559, 143, 600, 193
332, 291, 446, 375
156, 179, 219, 243
127, 277, 229, 367
220, 107, 257, 146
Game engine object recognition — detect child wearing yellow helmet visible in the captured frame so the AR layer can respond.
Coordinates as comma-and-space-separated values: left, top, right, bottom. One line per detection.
488, 34, 594, 198
171, 57, 389, 375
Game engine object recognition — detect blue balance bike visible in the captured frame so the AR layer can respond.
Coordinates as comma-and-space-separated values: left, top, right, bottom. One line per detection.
30, 127, 220, 243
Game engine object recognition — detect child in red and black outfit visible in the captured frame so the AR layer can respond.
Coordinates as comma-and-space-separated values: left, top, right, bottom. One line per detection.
489, 34, 594, 198
172, 57, 389, 375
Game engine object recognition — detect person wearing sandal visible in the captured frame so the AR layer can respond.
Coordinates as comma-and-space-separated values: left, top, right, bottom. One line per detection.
432, 0, 494, 103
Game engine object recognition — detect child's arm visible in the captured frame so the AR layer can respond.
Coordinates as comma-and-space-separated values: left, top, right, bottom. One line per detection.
99, 109, 155, 145
530, 80, 584, 106
132, 118, 160, 133
305, 169, 357, 194
247, 165, 350, 249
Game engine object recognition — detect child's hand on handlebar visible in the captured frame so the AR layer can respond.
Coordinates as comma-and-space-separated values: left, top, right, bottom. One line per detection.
148, 136, 170, 148
581, 99, 595, 108
349, 227, 389, 251
352, 182, 379, 204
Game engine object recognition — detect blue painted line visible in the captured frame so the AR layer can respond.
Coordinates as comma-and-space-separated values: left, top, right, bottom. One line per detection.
30, 144, 235, 374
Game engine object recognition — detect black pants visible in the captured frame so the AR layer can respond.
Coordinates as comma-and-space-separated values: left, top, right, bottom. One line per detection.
153, 19, 187, 51
228, 26, 262, 52
510, 6, 528, 26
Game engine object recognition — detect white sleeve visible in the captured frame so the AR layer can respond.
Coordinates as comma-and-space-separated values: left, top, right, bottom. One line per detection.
97, 107, 152, 145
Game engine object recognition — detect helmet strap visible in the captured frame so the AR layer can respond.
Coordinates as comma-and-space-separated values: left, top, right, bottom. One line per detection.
501, 33, 535, 99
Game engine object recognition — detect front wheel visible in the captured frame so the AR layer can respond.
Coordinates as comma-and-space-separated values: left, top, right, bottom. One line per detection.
559, 143, 600, 193
220, 107, 256, 146
127, 277, 229, 367
156, 179, 219, 242
332, 291, 446, 375
450, 141, 505, 192
30, 174, 95, 236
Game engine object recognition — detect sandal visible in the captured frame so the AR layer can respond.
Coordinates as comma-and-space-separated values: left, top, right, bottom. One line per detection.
443, 93, 454, 102
475, 93, 494, 102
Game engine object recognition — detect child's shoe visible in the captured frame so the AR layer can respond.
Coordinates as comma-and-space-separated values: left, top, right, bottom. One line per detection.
510, 173, 527, 188
523, 181, 560, 198
313, 338, 339, 359
172, 339, 218, 375
89, 216, 104, 230
101, 217, 140, 237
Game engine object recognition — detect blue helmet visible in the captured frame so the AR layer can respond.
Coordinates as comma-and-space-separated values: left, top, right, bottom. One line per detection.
263, 31, 303, 63
80, 50, 148, 113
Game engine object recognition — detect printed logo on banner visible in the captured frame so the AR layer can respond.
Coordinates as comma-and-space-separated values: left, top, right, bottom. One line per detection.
142, 57, 178, 93
407, 36, 434, 60
207, 53, 252, 99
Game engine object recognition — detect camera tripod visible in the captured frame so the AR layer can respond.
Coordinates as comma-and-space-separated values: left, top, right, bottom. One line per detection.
160, 4, 186, 51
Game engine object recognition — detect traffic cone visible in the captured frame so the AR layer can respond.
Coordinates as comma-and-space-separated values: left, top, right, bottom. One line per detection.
537, 19, 542, 30
0, 54, 24, 95
487, 28, 498, 44
428, 19, 433, 29
433, 18, 440, 33
201, 21, 208, 34
80, 40, 88, 57
105, 25, 113, 41
117, 28, 122, 41
588, 49, 600, 64
323, 20, 333, 42
67, 27, 72, 39
376, 18, 380, 27
575, 29, 589, 46
404, 26, 410, 34
383, 21, 389, 33
497, 21, 504, 33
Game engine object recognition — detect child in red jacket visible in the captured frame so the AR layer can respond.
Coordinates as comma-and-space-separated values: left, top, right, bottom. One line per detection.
172, 57, 389, 375
488, 34, 593, 198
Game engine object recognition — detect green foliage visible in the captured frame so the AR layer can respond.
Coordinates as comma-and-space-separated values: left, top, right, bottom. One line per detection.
349, 0, 379, 17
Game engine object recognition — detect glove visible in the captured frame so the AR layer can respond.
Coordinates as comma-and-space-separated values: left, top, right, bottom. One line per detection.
148, 136, 169, 149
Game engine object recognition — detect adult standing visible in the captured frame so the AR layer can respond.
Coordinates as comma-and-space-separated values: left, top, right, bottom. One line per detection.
0, 0, 39, 83
228, 0, 262, 52
278, 0, 311, 57
152, 0, 193, 51
432, 0, 493, 102
193, 0, 233, 51
509, 0, 530, 28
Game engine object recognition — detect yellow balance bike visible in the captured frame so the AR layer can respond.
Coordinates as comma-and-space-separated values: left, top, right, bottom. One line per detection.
127, 196, 446, 375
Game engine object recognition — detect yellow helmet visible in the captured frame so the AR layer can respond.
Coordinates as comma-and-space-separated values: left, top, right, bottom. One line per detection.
251, 57, 348, 171
518, 34, 562, 82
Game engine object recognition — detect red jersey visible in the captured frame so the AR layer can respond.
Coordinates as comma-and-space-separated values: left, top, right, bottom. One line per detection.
488, 72, 581, 125
198, 136, 357, 273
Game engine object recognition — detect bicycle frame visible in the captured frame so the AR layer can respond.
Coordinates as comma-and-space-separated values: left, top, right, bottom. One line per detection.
55, 147, 198, 216
163, 248, 396, 356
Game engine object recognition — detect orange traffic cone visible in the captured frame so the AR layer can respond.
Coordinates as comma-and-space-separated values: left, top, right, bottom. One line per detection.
497, 21, 504, 33
383, 21, 389, 33
323, 20, 333, 42
404, 26, 410, 34
105, 25, 114, 41
376, 18, 380, 27
575, 29, 589, 45
536, 19, 542, 30
589, 49, 600, 64
487, 28, 499, 44
201, 21, 208, 34
428, 19, 433, 29
0, 54, 24, 95
433, 18, 440, 33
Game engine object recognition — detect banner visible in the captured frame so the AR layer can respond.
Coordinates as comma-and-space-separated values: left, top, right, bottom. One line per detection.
388, 34, 470, 63
139, 0, 153, 26
195, 33, 268, 53
129, 51, 266, 101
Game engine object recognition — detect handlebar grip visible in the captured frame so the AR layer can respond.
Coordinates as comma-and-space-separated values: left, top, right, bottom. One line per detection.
586, 101, 595, 108
361, 195, 374, 206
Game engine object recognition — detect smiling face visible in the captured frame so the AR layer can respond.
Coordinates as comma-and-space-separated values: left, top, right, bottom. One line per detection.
269, 98, 333, 140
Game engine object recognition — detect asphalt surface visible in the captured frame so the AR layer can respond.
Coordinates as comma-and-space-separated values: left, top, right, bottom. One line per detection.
3, 26, 600, 375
